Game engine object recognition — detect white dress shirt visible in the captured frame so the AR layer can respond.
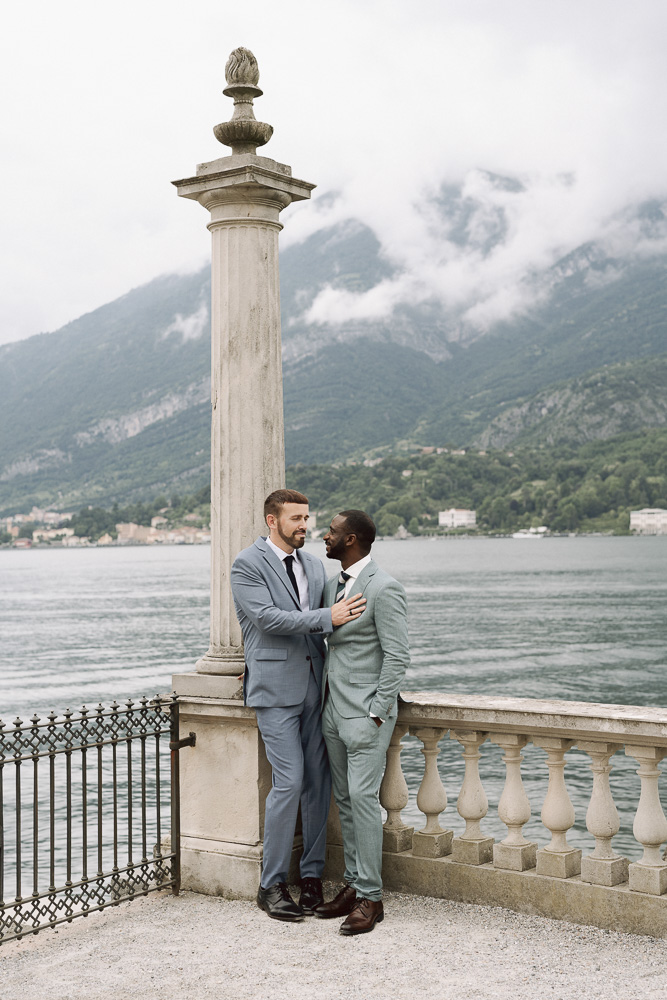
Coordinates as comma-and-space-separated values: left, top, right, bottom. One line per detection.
266, 536, 310, 611
338, 553, 372, 600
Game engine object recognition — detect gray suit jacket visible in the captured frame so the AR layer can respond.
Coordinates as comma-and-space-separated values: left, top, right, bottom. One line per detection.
323, 559, 410, 719
231, 537, 334, 709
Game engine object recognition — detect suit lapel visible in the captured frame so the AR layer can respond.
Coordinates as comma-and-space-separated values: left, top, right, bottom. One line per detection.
324, 574, 338, 608
325, 559, 377, 607
349, 560, 376, 595
303, 553, 318, 610
254, 537, 300, 608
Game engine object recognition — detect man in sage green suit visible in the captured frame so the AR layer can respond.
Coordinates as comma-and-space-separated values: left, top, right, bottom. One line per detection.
316, 509, 410, 936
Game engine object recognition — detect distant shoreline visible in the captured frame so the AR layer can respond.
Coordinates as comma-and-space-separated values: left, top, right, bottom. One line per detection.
3, 532, 664, 552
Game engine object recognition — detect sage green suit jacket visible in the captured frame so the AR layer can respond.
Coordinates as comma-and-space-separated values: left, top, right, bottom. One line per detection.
322, 559, 410, 720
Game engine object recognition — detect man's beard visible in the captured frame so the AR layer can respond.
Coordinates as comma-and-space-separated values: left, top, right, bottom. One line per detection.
324, 538, 345, 560
278, 523, 305, 549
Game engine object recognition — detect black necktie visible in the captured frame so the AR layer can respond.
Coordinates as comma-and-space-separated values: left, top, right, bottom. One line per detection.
284, 555, 300, 603
335, 571, 350, 602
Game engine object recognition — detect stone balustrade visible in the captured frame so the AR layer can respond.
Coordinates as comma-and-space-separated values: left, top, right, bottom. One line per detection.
325, 692, 667, 937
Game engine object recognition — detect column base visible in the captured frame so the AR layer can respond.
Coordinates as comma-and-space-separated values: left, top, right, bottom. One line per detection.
536, 847, 582, 878
629, 862, 667, 895
383, 826, 415, 854
195, 647, 246, 678
452, 836, 494, 866
172, 671, 243, 700
412, 829, 453, 858
493, 842, 537, 871
581, 855, 629, 887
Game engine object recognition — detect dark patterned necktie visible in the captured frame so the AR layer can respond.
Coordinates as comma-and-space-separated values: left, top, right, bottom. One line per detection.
335, 571, 350, 602
284, 555, 300, 602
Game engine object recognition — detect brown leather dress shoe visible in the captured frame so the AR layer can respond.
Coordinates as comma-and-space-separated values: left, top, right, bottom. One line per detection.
339, 897, 384, 936
313, 883, 357, 919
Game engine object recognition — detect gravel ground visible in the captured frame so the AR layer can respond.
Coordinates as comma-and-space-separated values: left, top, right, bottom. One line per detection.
2, 886, 666, 1000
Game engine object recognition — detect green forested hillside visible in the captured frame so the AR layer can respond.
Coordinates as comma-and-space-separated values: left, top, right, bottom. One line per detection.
289, 428, 667, 536
24, 428, 664, 540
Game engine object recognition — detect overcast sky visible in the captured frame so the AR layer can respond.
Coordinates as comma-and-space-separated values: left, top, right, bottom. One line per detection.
1, 0, 666, 346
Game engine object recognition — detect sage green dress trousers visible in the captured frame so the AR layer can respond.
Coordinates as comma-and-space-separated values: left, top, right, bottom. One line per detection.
322, 696, 395, 901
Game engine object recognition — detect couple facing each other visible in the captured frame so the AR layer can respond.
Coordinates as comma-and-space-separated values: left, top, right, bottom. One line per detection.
230, 488, 410, 936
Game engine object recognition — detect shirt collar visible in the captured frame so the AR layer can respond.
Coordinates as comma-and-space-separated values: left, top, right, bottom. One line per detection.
265, 536, 298, 563
343, 553, 371, 580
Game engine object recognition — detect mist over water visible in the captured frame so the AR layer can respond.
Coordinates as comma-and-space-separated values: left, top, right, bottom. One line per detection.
1, 536, 666, 858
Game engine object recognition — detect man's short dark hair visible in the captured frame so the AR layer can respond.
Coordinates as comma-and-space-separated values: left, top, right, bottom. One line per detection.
338, 509, 376, 552
264, 489, 309, 521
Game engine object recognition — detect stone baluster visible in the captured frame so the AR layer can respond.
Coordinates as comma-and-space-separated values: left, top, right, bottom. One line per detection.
450, 730, 494, 864
534, 738, 582, 878
411, 727, 452, 857
625, 744, 667, 895
380, 723, 414, 853
578, 741, 628, 886
490, 734, 537, 871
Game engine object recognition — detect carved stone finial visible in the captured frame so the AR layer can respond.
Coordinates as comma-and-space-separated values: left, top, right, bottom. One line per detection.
225, 47, 260, 88
214, 46, 273, 155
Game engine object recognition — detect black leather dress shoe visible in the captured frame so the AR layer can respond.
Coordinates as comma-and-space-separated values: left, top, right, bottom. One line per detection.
299, 877, 324, 914
313, 883, 357, 919
256, 882, 304, 922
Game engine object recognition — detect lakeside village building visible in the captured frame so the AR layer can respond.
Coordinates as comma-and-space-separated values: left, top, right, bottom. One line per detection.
438, 508, 477, 529
630, 508, 667, 535
0, 511, 211, 547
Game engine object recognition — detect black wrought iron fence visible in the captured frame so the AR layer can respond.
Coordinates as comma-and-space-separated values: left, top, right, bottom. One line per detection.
0, 694, 194, 943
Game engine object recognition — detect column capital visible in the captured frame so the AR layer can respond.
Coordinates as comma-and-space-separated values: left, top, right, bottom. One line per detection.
172, 154, 315, 210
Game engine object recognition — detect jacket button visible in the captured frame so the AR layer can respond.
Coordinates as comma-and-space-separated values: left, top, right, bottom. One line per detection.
306, 656, 311, 662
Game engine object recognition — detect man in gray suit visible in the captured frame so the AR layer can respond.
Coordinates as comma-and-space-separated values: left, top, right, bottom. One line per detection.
316, 509, 410, 935
231, 489, 366, 922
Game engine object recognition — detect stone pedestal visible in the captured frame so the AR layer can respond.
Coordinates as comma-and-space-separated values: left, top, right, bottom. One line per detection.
175, 695, 270, 896
412, 829, 453, 858
536, 847, 582, 879
581, 855, 629, 887
493, 841, 537, 872
171, 47, 314, 896
384, 827, 415, 854
452, 835, 494, 866
629, 863, 667, 896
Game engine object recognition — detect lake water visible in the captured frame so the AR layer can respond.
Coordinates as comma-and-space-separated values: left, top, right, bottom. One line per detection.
1, 536, 666, 857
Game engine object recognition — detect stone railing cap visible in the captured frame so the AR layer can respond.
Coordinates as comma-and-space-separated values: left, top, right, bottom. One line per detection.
399, 691, 667, 744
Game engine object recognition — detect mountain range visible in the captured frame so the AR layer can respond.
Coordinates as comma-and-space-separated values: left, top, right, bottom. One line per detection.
1, 181, 666, 514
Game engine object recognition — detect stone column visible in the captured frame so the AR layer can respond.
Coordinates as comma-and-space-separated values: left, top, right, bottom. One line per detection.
171, 48, 314, 897
173, 46, 314, 695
